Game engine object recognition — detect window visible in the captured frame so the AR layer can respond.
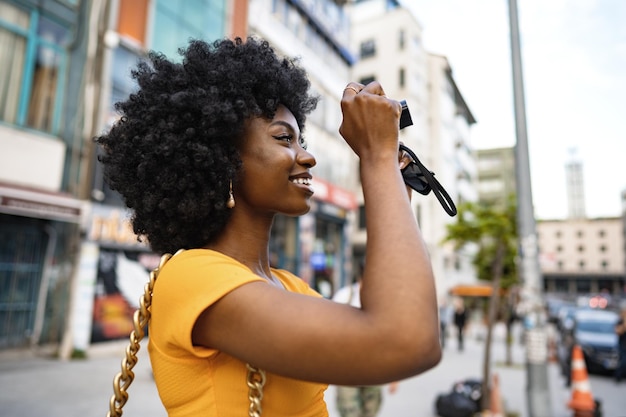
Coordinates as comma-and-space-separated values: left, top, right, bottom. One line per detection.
152, 0, 226, 60
579, 260, 585, 270
555, 231, 562, 238
599, 244, 606, 252
556, 245, 563, 252
398, 29, 405, 50
0, 3, 70, 135
601, 260, 608, 270
399, 67, 405, 88
576, 230, 583, 238
360, 39, 376, 58
577, 245, 584, 252
598, 229, 605, 237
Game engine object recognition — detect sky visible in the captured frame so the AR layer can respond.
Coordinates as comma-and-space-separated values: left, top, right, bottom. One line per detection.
404, 0, 626, 219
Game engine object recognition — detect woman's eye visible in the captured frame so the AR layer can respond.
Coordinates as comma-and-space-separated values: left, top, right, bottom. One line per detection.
274, 135, 293, 143
299, 137, 308, 150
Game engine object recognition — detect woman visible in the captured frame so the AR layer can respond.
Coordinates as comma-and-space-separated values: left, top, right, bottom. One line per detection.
97, 37, 440, 416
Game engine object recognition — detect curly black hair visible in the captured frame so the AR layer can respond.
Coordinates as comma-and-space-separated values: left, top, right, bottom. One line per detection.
96, 37, 318, 254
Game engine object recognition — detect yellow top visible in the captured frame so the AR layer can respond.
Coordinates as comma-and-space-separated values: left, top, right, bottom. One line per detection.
148, 249, 328, 416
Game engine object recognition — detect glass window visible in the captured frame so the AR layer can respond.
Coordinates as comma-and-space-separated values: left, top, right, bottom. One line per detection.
360, 39, 376, 59
151, 0, 226, 60
0, 3, 69, 135
399, 67, 405, 88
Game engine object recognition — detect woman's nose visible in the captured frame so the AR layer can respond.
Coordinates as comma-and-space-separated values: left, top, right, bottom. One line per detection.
297, 147, 316, 168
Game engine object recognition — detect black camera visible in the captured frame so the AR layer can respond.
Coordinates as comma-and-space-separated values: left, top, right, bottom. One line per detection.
399, 99, 413, 130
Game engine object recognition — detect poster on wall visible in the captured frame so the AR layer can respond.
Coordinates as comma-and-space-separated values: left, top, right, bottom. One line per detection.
90, 250, 154, 342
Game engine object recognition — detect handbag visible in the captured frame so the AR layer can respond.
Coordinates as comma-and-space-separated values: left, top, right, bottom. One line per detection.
106, 250, 266, 417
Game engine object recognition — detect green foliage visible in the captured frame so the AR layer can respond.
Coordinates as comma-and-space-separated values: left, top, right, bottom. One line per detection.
443, 195, 519, 289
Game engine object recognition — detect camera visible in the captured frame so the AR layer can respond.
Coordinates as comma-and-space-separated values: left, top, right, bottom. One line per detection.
399, 100, 413, 130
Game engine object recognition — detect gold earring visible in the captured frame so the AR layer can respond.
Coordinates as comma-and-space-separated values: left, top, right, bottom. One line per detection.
227, 180, 235, 209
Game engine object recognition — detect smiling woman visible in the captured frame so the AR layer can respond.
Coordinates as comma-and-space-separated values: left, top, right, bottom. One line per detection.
96, 37, 441, 417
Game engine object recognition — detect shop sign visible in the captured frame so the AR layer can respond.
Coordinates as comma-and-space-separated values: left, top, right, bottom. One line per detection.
312, 178, 357, 210
87, 204, 148, 249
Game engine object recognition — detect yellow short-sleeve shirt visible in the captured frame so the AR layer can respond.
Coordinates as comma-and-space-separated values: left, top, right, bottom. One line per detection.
148, 249, 328, 416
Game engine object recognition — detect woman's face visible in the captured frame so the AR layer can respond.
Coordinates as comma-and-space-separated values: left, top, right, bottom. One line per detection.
236, 105, 316, 216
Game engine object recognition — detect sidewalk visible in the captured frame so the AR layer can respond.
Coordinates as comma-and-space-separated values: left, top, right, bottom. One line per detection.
0, 323, 571, 417
325, 322, 571, 417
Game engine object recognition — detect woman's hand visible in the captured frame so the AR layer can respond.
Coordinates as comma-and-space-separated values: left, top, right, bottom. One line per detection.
339, 81, 402, 162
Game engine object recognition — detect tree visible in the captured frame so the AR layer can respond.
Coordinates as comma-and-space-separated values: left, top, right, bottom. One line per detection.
443, 195, 518, 411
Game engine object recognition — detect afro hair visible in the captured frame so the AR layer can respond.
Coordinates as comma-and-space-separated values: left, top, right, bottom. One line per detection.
96, 37, 318, 254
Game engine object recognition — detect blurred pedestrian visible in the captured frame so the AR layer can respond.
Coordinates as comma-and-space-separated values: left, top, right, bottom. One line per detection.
439, 298, 453, 349
454, 299, 468, 351
615, 307, 626, 383
333, 262, 399, 417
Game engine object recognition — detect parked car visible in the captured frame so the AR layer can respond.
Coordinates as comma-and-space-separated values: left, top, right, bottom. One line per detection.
561, 309, 620, 375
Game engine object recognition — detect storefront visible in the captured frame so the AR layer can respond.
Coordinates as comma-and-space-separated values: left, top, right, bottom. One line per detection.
0, 183, 82, 349
67, 203, 160, 353
270, 178, 357, 298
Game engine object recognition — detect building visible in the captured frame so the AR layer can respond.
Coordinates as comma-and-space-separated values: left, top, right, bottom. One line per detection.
0, 0, 89, 350
248, 0, 358, 296
537, 217, 625, 295
348, 0, 478, 297
67, 0, 246, 356
565, 148, 586, 219
476, 147, 516, 207
0, 0, 245, 354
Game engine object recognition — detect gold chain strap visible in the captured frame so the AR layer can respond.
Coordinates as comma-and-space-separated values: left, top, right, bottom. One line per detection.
246, 364, 267, 417
106, 249, 266, 416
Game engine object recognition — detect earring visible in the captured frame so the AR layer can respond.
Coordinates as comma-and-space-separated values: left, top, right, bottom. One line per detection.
226, 180, 235, 209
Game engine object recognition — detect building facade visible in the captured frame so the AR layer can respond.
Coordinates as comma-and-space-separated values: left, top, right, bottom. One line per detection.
248, 0, 358, 296
476, 146, 516, 206
348, 0, 479, 298
537, 217, 625, 295
0, 0, 89, 350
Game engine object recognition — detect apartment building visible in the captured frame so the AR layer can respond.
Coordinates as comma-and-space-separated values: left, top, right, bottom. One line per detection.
0, 0, 245, 354
476, 146, 516, 206
0, 0, 88, 350
348, 0, 478, 297
248, 0, 358, 296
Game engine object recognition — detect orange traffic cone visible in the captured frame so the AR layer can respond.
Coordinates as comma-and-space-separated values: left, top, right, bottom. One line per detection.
567, 345, 595, 416
489, 373, 504, 417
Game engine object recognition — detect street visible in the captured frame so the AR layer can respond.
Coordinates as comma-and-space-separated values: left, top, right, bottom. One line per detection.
1, 322, 624, 417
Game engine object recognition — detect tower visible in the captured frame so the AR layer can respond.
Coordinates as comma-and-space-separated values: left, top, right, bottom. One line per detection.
565, 148, 586, 219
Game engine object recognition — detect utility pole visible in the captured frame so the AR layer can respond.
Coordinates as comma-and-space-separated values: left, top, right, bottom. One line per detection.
507, 0, 552, 416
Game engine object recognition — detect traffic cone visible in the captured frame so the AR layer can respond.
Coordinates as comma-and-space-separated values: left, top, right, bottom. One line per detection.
567, 345, 595, 416
489, 373, 504, 417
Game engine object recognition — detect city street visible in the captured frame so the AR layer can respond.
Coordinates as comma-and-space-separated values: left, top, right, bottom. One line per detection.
1, 322, 624, 417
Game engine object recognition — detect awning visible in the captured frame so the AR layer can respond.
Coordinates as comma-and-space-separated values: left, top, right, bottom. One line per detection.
449, 284, 495, 297
0, 182, 82, 223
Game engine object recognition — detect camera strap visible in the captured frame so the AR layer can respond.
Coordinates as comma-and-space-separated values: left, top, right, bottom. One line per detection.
399, 143, 457, 217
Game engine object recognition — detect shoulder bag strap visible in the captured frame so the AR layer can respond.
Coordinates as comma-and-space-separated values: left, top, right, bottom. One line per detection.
106, 249, 266, 417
